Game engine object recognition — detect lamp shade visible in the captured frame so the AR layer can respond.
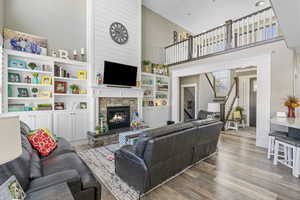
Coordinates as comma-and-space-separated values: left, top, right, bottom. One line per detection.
0, 116, 22, 165
207, 103, 220, 113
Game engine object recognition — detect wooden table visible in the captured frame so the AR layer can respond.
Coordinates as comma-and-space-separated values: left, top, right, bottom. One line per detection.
25, 183, 74, 200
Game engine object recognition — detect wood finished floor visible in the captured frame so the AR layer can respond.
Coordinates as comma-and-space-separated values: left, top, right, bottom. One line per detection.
99, 134, 300, 200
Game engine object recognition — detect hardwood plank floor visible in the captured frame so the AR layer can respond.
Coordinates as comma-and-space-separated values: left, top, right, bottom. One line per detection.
100, 134, 300, 200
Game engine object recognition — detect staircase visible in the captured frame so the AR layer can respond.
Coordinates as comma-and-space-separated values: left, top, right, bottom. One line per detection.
205, 73, 239, 126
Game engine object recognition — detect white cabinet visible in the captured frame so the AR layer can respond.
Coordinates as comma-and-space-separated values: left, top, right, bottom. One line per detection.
11, 111, 53, 132
143, 106, 170, 128
54, 110, 88, 142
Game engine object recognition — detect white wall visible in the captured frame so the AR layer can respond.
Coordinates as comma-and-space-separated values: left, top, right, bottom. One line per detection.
4, 0, 86, 53
0, 0, 4, 33
90, 0, 141, 84
142, 6, 188, 64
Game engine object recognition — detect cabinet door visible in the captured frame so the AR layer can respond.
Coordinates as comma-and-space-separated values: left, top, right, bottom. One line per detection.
53, 111, 73, 141
73, 111, 89, 141
34, 112, 53, 132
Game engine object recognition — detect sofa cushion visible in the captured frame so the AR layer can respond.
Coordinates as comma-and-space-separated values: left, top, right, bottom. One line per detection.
20, 121, 32, 136
30, 150, 42, 179
41, 137, 74, 160
28, 129, 57, 157
41, 152, 99, 190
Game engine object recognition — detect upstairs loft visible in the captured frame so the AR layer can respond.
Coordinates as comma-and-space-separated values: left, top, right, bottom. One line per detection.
165, 7, 284, 66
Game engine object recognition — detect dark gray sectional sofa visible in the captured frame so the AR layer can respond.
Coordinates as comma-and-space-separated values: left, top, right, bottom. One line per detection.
0, 122, 101, 200
115, 120, 223, 193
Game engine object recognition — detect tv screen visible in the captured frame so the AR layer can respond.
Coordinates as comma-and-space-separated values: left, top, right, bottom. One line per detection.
103, 61, 137, 87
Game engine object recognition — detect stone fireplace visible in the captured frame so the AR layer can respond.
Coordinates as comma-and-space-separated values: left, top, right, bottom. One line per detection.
107, 106, 130, 130
99, 97, 138, 129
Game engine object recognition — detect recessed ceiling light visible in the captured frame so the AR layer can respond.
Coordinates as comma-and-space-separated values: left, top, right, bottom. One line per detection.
255, 0, 266, 7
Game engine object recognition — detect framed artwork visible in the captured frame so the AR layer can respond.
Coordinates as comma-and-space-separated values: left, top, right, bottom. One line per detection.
55, 102, 65, 110
8, 72, 21, 83
77, 70, 87, 80
41, 76, 52, 85
54, 81, 67, 93
80, 102, 87, 109
0, 176, 26, 200
3, 28, 47, 55
38, 91, 51, 98
17, 88, 29, 97
8, 58, 27, 69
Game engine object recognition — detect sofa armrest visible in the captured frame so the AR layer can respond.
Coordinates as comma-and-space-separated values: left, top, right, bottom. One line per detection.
27, 170, 81, 195
115, 145, 149, 193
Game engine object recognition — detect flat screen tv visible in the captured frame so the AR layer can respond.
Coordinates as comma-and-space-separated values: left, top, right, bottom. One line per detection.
103, 61, 137, 87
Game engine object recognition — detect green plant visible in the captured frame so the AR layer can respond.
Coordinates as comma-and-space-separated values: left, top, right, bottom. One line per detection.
235, 106, 244, 113
95, 125, 101, 131
31, 88, 38, 93
32, 72, 39, 78
142, 60, 151, 66
70, 84, 80, 91
28, 62, 37, 70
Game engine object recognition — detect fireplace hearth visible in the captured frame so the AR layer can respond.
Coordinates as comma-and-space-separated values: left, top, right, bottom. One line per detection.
107, 106, 130, 130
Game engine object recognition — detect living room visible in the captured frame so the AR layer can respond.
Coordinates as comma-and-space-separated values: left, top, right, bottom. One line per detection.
1, 0, 300, 200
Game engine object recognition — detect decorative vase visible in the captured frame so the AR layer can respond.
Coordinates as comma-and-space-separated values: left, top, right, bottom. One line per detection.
33, 77, 39, 84
288, 106, 296, 118
72, 90, 79, 94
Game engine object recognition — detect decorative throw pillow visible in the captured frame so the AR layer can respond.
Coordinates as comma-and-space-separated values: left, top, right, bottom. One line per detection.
29, 128, 58, 141
28, 129, 57, 157
0, 176, 26, 200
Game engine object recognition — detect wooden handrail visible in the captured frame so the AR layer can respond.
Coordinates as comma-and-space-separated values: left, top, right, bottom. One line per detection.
224, 77, 238, 105
225, 95, 238, 121
205, 73, 217, 97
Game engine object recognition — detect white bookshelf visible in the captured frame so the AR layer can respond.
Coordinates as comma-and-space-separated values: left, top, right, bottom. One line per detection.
2, 49, 89, 113
141, 72, 169, 107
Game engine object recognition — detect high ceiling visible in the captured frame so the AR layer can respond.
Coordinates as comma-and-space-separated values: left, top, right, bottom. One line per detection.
143, 0, 271, 34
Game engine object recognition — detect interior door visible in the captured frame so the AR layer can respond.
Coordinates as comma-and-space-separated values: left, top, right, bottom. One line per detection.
181, 86, 196, 121
249, 78, 257, 127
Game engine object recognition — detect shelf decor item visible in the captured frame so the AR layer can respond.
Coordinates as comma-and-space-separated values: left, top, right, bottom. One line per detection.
80, 102, 87, 109
8, 58, 27, 69
32, 72, 40, 84
17, 88, 29, 97
142, 60, 152, 73
24, 75, 31, 84
96, 73, 103, 85
27, 62, 37, 70
80, 48, 85, 61
284, 96, 300, 118
31, 88, 38, 97
4, 28, 47, 55
77, 70, 87, 80
41, 76, 52, 85
70, 84, 80, 94
8, 72, 21, 83
54, 81, 67, 93
54, 102, 65, 110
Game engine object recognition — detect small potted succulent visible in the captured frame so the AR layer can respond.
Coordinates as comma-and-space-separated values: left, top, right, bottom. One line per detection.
70, 84, 80, 94
32, 72, 39, 84
235, 106, 244, 116
31, 88, 38, 97
28, 62, 37, 70
142, 60, 152, 73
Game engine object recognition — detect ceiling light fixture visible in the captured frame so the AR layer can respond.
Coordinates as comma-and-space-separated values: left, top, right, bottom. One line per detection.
255, 0, 266, 7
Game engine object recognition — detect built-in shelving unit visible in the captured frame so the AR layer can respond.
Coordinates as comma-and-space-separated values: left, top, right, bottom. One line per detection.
3, 49, 89, 113
141, 72, 169, 107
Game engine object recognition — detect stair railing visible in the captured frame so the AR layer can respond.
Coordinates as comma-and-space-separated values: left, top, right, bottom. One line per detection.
224, 77, 239, 122
165, 7, 282, 66
204, 73, 217, 98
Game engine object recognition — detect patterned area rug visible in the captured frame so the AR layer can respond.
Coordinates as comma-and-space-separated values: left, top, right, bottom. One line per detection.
78, 144, 140, 200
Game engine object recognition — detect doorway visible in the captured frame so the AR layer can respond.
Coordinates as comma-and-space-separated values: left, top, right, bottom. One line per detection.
249, 78, 257, 127
181, 84, 197, 121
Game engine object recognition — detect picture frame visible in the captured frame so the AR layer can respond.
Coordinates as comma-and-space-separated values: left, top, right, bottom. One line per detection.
80, 102, 87, 109
4, 28, 47, 55
54, 81, 67, 93
41, 76, 52, 85
8, 72, 21, 83
8, 58, 27, 69
38, 91, 51, 98
77, 70, 87, 80
0, 176, 26, 200
54, 102, 65, 110
17, 88, 29, 97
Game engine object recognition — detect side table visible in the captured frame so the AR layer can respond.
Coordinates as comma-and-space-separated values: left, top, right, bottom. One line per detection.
25, 183, 74, 200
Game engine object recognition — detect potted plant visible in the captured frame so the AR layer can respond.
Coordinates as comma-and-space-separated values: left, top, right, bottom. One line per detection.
28, 62, 37, 70
70, 84, 80, 94
32, 72, 39, 84
95, 125, 101, 134
142, 60, 152, 73
284, 96, 300, 118
31, 88, 38, 97
235, 106, 244, 116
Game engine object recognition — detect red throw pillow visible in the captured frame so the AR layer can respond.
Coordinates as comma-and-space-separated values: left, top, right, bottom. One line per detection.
28, 129, 57, 156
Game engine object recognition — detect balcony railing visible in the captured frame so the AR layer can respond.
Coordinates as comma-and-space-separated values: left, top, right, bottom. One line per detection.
165, 7, 283, 66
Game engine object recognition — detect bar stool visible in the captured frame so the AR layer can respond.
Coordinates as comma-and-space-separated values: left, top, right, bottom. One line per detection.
267, 131, 288, 160
273, 137, 300, 178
